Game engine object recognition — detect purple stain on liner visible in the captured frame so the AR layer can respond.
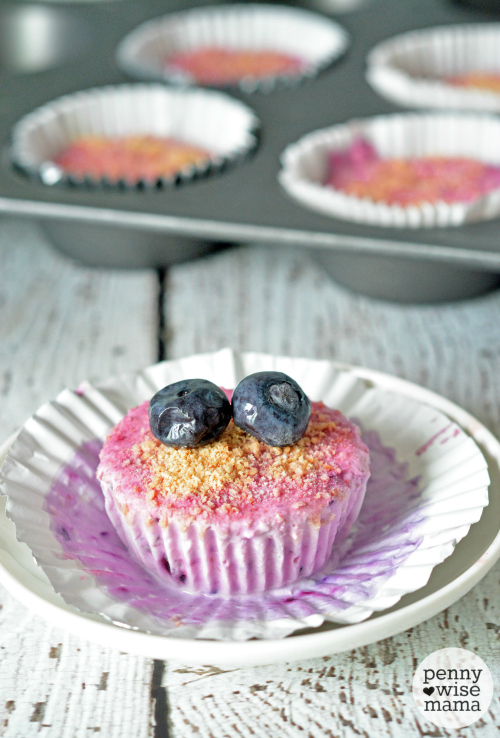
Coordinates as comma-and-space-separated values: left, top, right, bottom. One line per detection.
415, 424, 452, 456
45, 428, 425, 629
440, 428, 461, 445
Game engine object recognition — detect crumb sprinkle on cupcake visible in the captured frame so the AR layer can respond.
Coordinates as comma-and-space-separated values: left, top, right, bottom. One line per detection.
54, 135, 211, 184
98, 400, 364, 527
325, 137, 500, 206
165, 47, 306, 86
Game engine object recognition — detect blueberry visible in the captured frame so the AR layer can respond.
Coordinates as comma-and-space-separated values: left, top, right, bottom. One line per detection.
232, 371, 311, 447
149, 379, 231, 448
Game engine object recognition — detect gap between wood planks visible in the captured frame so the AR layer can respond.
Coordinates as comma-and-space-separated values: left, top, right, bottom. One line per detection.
151, 659, 171, 738
153, 271, 177, 737
157, 268, 169, 362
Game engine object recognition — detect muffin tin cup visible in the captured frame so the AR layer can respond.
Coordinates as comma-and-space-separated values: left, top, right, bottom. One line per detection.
0, 349, 490, 640
279, 112, 500, 228
11, 84, 260, 189
367, 24, 500, 112
116, 4, 349, 93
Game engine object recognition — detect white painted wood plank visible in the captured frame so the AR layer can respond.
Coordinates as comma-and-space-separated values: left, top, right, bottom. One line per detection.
0, 217, 159, 738
165, 244, 500, 737
0, 601, 155, 738
0, 216, 159, 438
162, 567, 499, 738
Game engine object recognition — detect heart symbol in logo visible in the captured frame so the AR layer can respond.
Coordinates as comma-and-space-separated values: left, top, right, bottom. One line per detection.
423, 687, 435, 696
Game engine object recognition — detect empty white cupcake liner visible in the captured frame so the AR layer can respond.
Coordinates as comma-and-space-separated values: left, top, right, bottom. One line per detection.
367, 24, 500, 112
279, 112, 500, 228
0, 349, 490, 640
11, 84, 260, 188
116, 4, 349, 93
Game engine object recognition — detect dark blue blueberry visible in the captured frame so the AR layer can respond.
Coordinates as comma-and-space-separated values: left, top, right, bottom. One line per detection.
232, 371, 311, 447
149, 379, 231, 448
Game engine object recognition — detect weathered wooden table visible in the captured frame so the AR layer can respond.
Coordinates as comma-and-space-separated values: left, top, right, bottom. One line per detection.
0, 216, 499, 737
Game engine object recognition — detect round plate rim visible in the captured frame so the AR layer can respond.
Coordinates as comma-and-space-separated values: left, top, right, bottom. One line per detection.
1, 361, 499, 667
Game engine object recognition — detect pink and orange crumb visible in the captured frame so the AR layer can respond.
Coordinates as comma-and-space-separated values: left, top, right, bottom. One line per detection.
54, 135, 211, 183
325, 137, 500, 206
165, 47, 305, 85
447, 71, 500, 94
97, 400, 368, 530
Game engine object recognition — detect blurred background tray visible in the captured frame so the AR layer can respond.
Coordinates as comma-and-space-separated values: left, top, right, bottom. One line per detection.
1, 0, 500, 301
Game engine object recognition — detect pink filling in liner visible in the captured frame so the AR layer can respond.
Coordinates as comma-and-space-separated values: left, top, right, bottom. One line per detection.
325, 137, 500, 206
165, 47, 306, 85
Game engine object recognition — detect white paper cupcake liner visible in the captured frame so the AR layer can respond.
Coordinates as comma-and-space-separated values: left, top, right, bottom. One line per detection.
279, 112, 500, 228
0, 350, 490, 640
367, 24, 500, 113
99, 471, 367, 597
11, 84, 259, 188
116, 4, 349, 93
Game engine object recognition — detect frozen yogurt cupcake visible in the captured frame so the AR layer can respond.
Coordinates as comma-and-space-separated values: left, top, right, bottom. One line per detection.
97, 374, 370, 596
117, 4, 349, 93
367, 24, 500, 113
11, 84, 259, 188
279, 112, 500, 227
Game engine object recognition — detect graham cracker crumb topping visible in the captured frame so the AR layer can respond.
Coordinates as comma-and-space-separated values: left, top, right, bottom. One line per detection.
98, 400, 367, 526
132, 411, 339, 502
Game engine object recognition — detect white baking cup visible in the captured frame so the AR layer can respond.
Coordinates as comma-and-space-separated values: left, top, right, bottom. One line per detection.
367, 24, 500, 113
279, 112, 500, 228
116, 4, 349, 93
0, 350, 490, 641
11, 84, 259, 187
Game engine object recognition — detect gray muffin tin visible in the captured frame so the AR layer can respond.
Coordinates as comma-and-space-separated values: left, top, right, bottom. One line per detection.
1, 0, 500, 302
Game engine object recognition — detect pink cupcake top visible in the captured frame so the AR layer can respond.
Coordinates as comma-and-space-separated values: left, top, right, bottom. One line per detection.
166, 47, 305, 85
97, 400, 369, 532
54, 135, 211, 184
325, 137, 500, 206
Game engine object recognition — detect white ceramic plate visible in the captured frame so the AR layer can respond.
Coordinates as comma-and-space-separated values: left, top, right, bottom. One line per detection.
1, 362, 499, 666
